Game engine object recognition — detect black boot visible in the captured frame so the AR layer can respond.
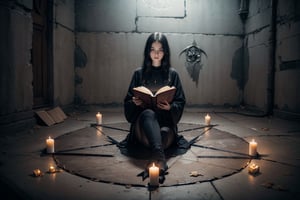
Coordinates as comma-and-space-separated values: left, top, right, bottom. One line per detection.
152, 148, 168, 172
161, 127, 169, 149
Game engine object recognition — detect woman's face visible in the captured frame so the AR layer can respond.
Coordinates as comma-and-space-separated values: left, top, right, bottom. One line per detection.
150, 41, 164, 67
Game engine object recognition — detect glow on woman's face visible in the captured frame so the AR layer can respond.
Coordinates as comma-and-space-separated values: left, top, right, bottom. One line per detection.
150, 41, 164, 67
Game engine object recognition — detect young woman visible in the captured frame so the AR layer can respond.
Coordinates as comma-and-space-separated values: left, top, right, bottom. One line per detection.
123, 32, 187, 177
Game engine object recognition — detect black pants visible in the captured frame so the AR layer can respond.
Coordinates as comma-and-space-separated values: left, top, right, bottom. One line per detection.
134, 109, 175, 154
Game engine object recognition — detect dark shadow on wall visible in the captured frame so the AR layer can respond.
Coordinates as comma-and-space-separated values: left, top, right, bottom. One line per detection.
231, 45, 249, 106
74, 44, 87, 105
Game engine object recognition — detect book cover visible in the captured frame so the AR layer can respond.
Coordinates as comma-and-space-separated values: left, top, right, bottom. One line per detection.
133, 85, 176, 108
35, 106, 67, 126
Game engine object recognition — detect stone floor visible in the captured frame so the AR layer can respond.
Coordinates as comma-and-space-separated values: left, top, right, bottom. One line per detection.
0, 106, 299, 200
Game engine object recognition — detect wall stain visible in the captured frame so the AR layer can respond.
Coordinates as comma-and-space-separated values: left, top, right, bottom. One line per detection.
231, 43, 249, 104
75, 44, 87, 68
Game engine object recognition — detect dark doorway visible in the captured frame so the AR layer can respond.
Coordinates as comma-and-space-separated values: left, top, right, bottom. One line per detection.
31, 0, 53, 108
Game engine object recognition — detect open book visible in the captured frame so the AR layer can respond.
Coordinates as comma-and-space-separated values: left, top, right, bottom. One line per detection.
133, 85, 176, 108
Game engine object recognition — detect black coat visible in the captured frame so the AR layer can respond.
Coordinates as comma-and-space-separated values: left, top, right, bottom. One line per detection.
122, 67, 188, 157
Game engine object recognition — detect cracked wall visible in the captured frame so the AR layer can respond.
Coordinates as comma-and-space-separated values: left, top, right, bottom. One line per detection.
74, 0, 244, 107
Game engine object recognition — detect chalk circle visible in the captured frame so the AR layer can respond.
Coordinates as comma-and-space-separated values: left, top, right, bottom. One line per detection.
53, 123, 250, 187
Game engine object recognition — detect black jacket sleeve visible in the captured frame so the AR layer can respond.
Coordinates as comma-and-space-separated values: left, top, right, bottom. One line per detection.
124, 68, 186, 125
123, 69, 144, 123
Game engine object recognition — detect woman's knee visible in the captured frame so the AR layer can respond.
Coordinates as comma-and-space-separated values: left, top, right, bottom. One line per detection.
139, 109, 156, 121
161, 127, 175, 149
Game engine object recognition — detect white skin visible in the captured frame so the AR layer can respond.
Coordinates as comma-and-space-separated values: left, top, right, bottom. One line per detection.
133, 41, 171, 110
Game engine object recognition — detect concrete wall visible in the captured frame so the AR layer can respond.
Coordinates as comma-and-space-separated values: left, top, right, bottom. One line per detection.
0, 0, 75, 133
75, 0, 244, 107
0, 0, 35, 132
244, 0, 273, 111
274, 0, 300, 115
0, 0, 299, 133
244, 0, 300, 116
53, 0, 75, 105
0, 1, 33, 115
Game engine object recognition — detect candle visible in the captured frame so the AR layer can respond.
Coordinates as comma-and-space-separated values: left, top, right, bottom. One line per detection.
248, 163, 260, 175
149, 163, 159, 186
33, 169, 42, 177
205, 114, 211, 125
96, 112, 102, 125
46, 136, 55, 154
249, 139, 258, 157
49, 165, 56, 173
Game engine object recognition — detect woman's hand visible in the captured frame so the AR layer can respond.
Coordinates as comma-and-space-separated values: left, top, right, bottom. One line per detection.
132, 97, 143, 106
157, 100, 171, 111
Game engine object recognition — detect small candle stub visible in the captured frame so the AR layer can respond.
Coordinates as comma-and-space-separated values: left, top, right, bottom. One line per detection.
33, 169, 42, 177
48, 165, 56, 173
205, 114, 211, 125
189, 171, 203, 177
248, 163, 260, 175
249, 139, 258, 157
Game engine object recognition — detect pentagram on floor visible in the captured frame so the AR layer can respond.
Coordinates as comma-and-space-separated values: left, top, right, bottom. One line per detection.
53, 122, 251, 187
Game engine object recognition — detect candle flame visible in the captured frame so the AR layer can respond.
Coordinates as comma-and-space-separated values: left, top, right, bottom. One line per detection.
49, 165, 55, 173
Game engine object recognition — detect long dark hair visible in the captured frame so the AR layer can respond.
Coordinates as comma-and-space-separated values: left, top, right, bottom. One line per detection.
142, 32, 171, 81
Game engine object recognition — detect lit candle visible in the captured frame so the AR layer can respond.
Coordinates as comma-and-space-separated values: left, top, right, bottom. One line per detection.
96, 112, 102, 125
33, 169, 42, 177
49, 165, 56, 173
248, 163, 260, 175
249, 139, 258, 157
46, 136, 55, 154
149, 163, 159, 186
205, 114, 211, 125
